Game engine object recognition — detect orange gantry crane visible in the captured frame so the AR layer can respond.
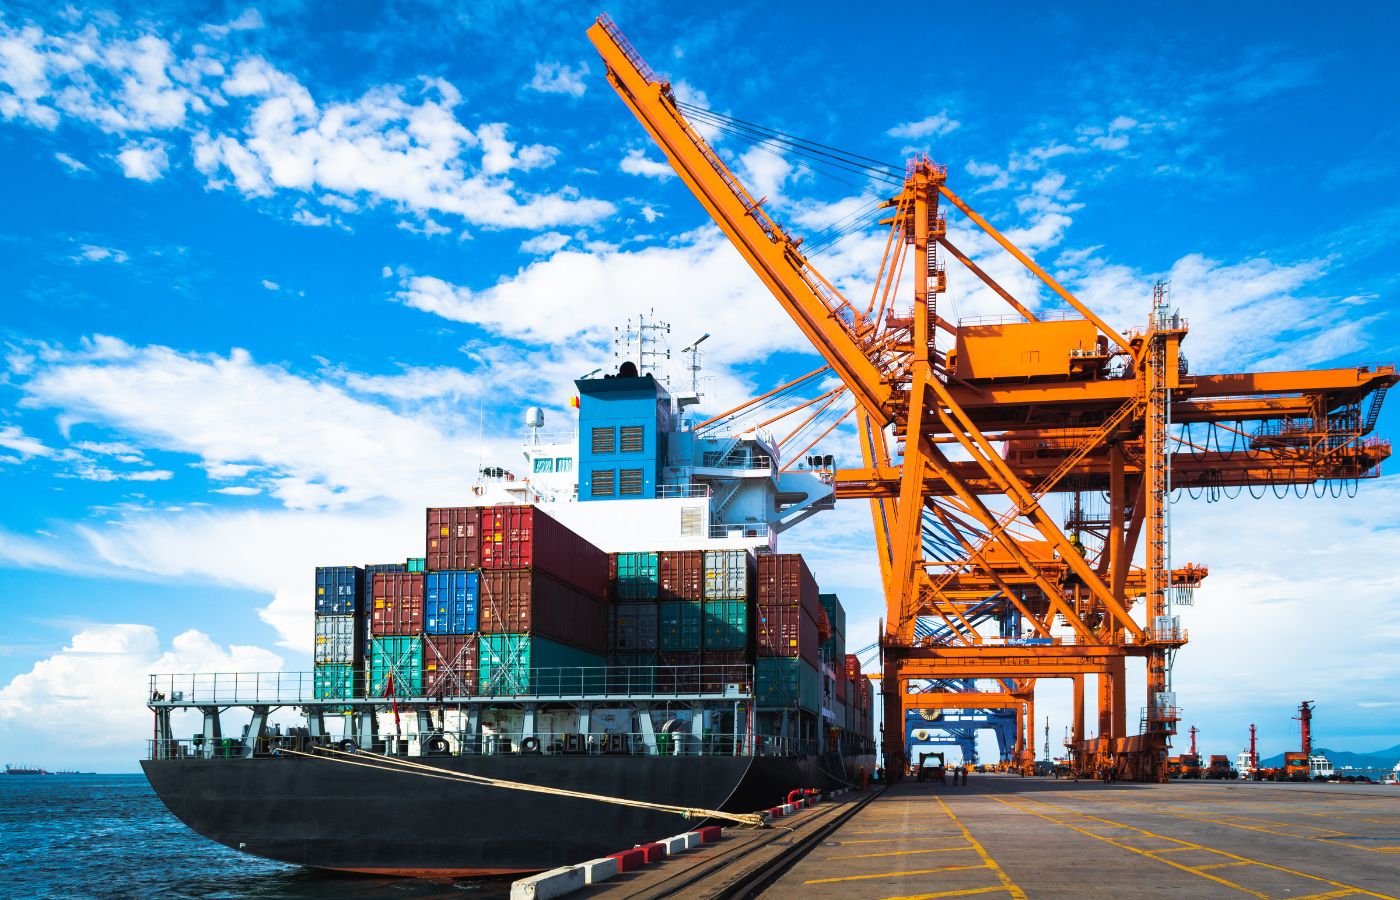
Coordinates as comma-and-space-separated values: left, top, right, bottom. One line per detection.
587, 15, 1393, 781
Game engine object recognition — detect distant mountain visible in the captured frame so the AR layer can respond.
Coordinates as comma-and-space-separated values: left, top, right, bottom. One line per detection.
1258, 745, 1400, 769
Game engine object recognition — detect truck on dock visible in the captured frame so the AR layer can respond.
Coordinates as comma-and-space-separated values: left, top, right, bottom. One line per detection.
1206, 755, 1237, 779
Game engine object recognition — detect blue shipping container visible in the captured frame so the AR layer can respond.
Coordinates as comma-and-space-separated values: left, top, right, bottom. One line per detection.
425, 570, 479, 634
315, 566, 364, 615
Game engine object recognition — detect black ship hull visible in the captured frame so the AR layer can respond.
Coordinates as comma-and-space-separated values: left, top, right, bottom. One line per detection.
142, 753, 833, 876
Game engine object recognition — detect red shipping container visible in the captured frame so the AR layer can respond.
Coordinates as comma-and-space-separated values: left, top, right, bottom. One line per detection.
658, 550, 704, 601
426, 507, 480, 571
371, 572, 424, 635
756, 554, 820, 619
478, 568, 607, 654
423, 634, 477, 697
755, 602, 820, 665
479, 506, 607, 598
835, 669, 847, 703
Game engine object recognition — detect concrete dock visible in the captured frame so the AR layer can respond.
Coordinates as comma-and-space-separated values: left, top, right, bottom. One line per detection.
764, 776, 1399, 898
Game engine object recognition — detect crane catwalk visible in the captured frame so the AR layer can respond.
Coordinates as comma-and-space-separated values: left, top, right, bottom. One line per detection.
587, 14, 1393, 781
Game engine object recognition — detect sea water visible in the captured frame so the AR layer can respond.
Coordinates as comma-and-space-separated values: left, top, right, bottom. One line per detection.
0, 774, 510, 898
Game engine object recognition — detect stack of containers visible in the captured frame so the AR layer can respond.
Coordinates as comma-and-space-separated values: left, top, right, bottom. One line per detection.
845, 653, 874, 737
700, 549, 753, 687
755, 554, 821, 711
610, 552, 660, 663
820, 592, 847, 712
423, 508, 482, 698
476, 506, 608, 694
369, 570, 424, 696
314, 566, 364, 701
361, 562, 407, 664
654, 551, 706, 681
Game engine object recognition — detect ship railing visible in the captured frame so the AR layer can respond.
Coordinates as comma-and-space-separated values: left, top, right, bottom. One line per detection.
146, 731, 816, 761
708, 523, 772, 540
656, 483, 711, 499
148, 665, 756, 705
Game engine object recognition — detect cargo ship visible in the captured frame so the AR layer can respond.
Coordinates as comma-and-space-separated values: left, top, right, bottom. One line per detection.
4, 764, 51, 775
142, 361, 876, 875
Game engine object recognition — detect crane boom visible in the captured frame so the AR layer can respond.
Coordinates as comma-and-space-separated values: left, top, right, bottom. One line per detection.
587, 15, 893, 425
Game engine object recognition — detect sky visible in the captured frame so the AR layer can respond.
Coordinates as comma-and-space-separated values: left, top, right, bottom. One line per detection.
0, 0, 1397, 773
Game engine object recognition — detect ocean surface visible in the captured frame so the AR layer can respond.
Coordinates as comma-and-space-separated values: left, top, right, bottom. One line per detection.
0, 774, 512, 899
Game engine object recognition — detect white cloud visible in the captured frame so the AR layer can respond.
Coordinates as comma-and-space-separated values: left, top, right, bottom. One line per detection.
54, 151, 90, 172
397, 217, 452, 237
260, 279, 279, 291
736, 146, 793, 204
74, 244, 130, 264
887, 111, 960, 140
0, 624, 282, 749
115, 138, 170, 181
640, 205, 660, 223
620, 148, 674, 180
527, 61, 588, 98
0, 424, 51, 460
519, 231, 570, 254
201, 8, 266, 39
212, 485, 261, 496
290, 207, 331, 227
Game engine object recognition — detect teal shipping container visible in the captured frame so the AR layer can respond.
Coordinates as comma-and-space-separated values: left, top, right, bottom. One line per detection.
702, 600, 749, 651
756, 656, 821, 711
369, 636, 423, 697
406, 557, 426, 573
477, 634, 606, 695
313, 664, 355, 700
614, 551, 659, 600
818, 592, 846, 637
659, 601, 702, 651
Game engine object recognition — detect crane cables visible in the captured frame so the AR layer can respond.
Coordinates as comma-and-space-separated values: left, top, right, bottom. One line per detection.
673, 100, 900, 256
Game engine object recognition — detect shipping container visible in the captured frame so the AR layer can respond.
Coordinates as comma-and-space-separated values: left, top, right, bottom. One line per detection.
756, 656, 821, 711
369, 636, 422, 696
699, 649, 749, 693
658, 600, 702, 651
426, 507, 480, 571
313, 615, 360, 666
315, 566, 364, 616
703, 549, 752, 600
424, 570, 479, 635
756, 553, 820, 618
702, 600, 749, 651
656, 650, 702, 693
476, 634, 606, 695
612, 551, 659, 600
313, 664, 356, 700
361, 562, 407, 657
479, 505, 608, 598
819, 592, 846, 638
612, 602, 659, 651
658, 550, 704, 600
755, 602, 820, 664
478, 569, 607, 654
406, 557, 426, 573
371, 572, 424, 636
423, 634, 477, 697
609, 651, 658, 692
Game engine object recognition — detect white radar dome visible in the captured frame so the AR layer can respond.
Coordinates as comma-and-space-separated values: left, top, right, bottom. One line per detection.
524, 407, 545, 429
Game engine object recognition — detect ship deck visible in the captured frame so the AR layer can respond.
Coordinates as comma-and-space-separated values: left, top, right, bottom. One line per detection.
767, 777, 1400, 899
585, 775, 1400, 898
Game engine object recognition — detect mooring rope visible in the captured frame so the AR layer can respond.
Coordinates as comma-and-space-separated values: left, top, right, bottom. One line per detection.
276, 746, 768, 827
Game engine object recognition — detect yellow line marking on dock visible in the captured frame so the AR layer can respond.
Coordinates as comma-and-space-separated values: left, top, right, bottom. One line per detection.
822, 846, 974, 861
933, 796, 1028, 900
803, 864, 988, 884
993, 795, 1398, 900
882, 886, 1012, 899
833, 836, 972, 845
1290, 891, 1365, 900
1053, 793, 1398, 853
1193, 861, 1255, 870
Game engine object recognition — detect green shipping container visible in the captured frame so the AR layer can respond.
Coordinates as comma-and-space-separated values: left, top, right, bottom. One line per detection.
756, 656, 821, 711
406, 557, 427, 573
477, 634, 607, 695
659, 601, 702, 651
314, 664, 356, 700
703, 600, 749, 650
370, 636, 423, 696
615, 552, 659, 600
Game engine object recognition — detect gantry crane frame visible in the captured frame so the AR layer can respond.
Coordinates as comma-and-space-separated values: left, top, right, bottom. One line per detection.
587, 14, 1394, 781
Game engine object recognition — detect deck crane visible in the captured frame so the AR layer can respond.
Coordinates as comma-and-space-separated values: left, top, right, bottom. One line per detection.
588, 14, 1395, 781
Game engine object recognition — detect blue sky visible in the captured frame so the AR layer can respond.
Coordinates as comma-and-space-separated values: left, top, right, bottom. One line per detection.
1, 1, 1397, 771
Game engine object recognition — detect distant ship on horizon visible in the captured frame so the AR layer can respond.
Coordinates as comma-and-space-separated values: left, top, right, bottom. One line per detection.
4, 764, 51, 775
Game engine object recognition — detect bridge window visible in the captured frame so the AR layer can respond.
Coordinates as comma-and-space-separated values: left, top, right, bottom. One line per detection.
533, 458, 554, 474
